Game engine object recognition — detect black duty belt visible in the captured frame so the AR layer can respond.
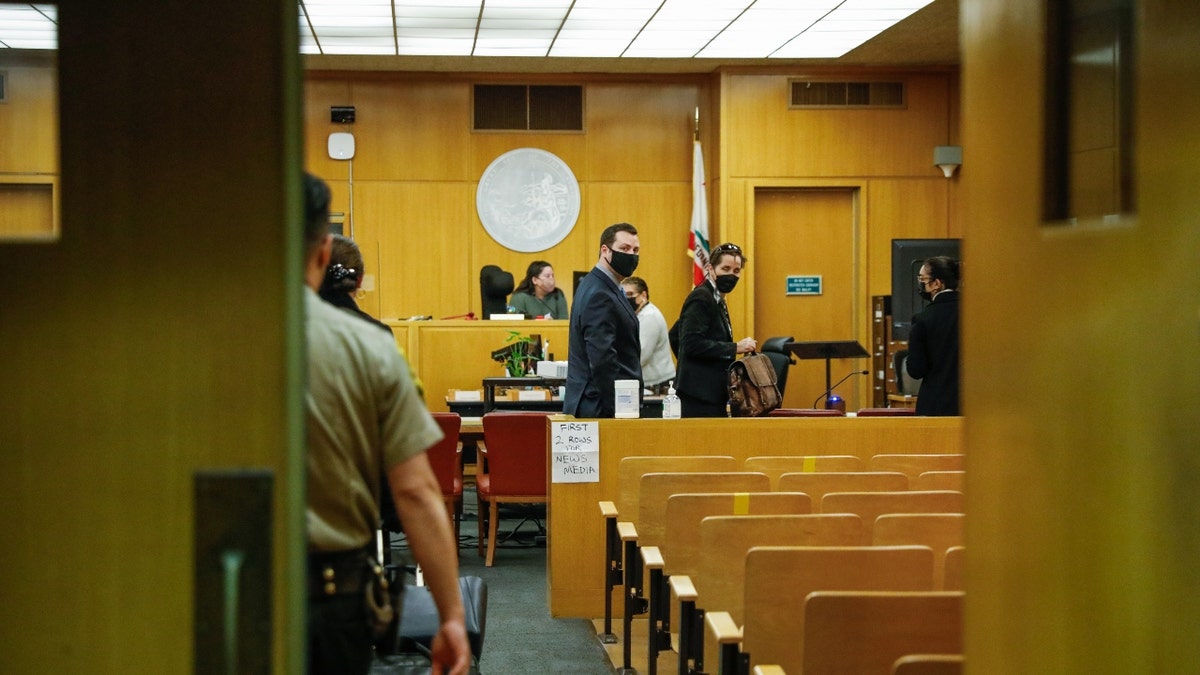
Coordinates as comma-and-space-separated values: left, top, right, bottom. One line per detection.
307, 547, 381, 598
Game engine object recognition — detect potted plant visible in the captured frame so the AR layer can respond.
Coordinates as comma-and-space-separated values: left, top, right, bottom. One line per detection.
498, 330, 539, 377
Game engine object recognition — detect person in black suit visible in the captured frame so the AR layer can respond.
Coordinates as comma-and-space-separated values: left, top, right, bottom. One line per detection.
906, 256, 961, 416
674, 242, 758, 417
564, 223, 644, 418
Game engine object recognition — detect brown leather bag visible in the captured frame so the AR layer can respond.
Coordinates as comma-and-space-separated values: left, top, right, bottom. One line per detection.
727, 352, 782, 417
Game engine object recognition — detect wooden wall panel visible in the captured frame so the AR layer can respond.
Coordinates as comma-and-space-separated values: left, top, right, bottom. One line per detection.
302, 79, 353, 176
586, 82, 702, 182
359, 181, 475, 321
962, 0, 1200, 672
471, 132, 588, 183
724, 72, 953, 179
865, 178, 951, 297
351, 80, 472, 181
0, 182, 56, 239
0, 58, 58, 174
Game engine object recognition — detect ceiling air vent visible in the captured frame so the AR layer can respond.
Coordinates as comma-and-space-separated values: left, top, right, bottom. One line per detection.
789, 80, 905, 109
474, 84, 584, 131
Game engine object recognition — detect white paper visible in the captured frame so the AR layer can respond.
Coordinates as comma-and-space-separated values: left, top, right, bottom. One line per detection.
550, 420, 599, 483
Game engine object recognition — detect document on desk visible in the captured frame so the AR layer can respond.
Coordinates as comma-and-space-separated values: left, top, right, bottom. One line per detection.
550, 420, 599, 483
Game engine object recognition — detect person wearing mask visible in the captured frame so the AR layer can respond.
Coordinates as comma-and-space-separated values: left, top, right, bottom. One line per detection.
302, 174, 470, 675
620, 276, 676, 395
564, 222, 643, 418
906, 255, 962, 416
674, 243, 757, 418
509, 260, 568, 319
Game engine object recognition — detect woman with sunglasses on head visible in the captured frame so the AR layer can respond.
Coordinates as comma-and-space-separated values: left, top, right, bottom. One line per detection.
672, 243, 758, 417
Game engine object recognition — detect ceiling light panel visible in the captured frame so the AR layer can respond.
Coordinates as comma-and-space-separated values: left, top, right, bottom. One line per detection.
0, 4, 57, 49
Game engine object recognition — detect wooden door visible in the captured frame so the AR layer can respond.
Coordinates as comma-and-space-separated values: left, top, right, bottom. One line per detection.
753, 188, 861, 409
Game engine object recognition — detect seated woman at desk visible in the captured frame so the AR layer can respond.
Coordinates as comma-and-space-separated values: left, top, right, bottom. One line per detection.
509, 260, 568, 319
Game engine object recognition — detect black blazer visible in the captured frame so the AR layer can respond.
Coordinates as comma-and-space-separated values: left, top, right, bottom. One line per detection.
906, 290, 961, 416
674, 281, 737, 406
563, 267, 643, 418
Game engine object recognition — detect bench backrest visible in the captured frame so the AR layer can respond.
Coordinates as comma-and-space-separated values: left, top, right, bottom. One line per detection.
663, 491, 812, 577
616, 456, 737, 520
744, 455, 865, 488
696, 514, 864, 625
943, 546, 966, 591
802, 591, 964, 674
778, 471, 909, 505
872, 513, 965, 589
637, 472, 769, 548
742, 547, 936, 675
911, 470, 965, 492
868, 454, 965, 480
820, 491, 965, 544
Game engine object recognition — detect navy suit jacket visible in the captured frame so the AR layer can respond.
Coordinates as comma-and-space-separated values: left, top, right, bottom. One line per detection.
564, 267, 643, 418
906, 290, 960, 416
674, 281, 737, 406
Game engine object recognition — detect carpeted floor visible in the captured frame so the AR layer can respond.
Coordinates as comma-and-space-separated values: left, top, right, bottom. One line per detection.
384, 492, 615, 675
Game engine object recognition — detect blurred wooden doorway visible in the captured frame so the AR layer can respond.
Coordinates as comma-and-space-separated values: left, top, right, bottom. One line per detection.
753, 188, 862, 409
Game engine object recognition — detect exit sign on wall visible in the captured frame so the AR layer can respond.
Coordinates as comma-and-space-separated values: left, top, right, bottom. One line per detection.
786, 275, 823, 296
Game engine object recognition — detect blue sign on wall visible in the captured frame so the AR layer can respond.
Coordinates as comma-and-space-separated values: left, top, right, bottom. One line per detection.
786, 275, 823, 296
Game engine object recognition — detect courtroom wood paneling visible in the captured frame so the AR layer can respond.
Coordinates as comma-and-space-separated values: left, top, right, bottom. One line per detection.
586, 82, 702, 182
962, 0, 1200, 672
547, 415, 964, 618
865, 178, 952, 297
723, 72, 955, 178
0, 57, 58, 175
350, 80, 472, 181
0, 181, 56, 239
354, 181, 475, 321
302, 78, 353, 177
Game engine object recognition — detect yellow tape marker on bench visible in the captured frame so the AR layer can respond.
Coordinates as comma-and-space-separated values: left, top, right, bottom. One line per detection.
733, 492, 750, 515
803, 456, 817, 473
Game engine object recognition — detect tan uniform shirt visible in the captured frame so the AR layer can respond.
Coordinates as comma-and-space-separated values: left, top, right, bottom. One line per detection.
305, 288, 443, 551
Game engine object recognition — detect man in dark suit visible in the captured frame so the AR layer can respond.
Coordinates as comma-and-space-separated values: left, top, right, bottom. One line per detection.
564, 223, 644, 418
906, 256, 961, 416
674, 242, 758, 417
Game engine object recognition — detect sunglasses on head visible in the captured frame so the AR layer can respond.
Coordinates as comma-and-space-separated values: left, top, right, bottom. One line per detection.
711, 243, 743, 257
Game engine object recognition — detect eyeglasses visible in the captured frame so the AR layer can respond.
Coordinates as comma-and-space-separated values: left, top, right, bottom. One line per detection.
711, 243, 743, 257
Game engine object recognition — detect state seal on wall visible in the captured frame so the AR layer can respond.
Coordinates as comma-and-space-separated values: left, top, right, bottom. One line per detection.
476, 148, 581, 253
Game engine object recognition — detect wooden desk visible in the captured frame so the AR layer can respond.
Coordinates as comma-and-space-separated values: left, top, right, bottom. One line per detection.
481, 376, 566, 412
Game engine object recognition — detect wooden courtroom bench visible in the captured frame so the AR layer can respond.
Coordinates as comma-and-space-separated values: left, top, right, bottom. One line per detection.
819, 491, 965, 544
911, 470, 965, 492
867, 454, 965, 481
803, 591, 964, 674
892, 654, 964, 675
777, 471, 909, 504
872, 513, 965, 590
675, 514, 864, 675
743, 455, 865, 488
943, 546, 965, 591
549, 416, 964, 619
709, 546, 936, 675
655, 494, 815, 675
597, 456, 736, 643
634, 472, 771, 675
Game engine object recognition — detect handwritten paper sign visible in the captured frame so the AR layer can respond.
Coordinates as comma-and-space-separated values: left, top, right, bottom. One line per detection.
551, 420, 599, 483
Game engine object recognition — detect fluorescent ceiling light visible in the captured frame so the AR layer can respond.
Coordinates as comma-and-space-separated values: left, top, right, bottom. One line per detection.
0, 1, 937, 59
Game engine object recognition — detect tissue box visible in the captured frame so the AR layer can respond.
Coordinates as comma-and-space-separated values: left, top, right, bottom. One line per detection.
536, 360, 568, 378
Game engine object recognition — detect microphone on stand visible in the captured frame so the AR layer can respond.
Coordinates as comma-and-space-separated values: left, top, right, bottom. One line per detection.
812, 370, 870, 409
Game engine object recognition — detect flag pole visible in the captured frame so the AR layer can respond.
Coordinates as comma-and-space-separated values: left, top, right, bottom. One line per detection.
694, 106, 700, 141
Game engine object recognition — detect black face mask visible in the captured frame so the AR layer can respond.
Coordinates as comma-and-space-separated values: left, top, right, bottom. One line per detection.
608, 249, 639, 277
715, 274, 740, 294
918, 281, 933, 301
626, 296, 640, 311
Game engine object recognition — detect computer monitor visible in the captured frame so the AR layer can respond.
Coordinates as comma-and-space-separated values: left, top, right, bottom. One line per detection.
891, 238, 961, 340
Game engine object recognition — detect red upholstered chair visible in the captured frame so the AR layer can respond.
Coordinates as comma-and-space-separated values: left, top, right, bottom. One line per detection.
428, 412, 464, 544
476, 412, 551, 567
769, 408, 846, 417
857, 407, 917, 416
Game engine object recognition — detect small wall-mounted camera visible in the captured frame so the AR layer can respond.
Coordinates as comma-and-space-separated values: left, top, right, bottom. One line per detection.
330, 106, 356, 124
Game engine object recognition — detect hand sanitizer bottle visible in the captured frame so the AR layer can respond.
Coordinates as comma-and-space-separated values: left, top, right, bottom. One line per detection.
662, 381, 682, 419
